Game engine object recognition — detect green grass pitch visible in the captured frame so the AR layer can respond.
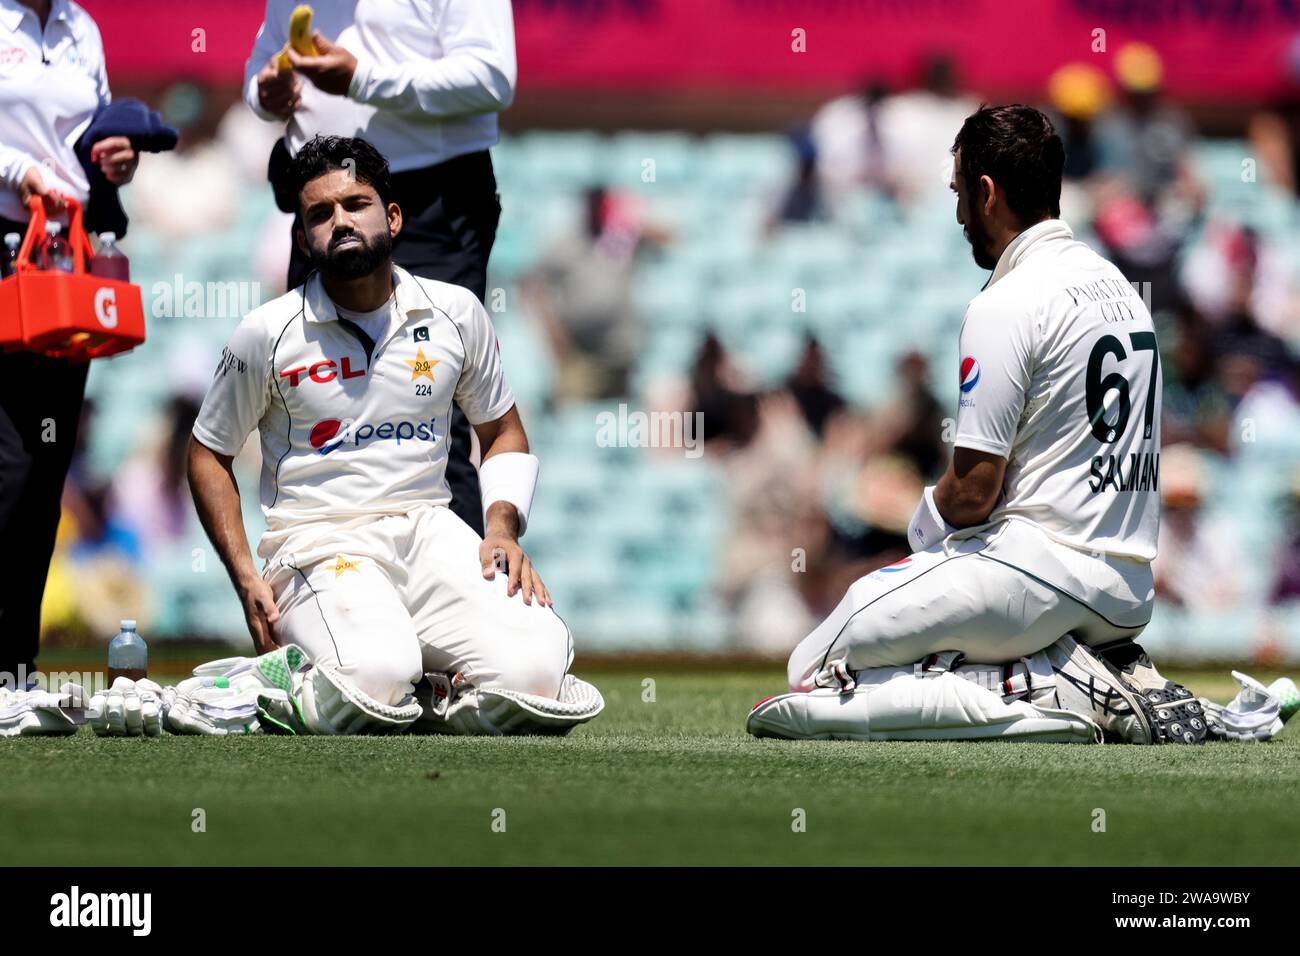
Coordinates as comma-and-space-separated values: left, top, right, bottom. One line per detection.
2, 666, 1296, 865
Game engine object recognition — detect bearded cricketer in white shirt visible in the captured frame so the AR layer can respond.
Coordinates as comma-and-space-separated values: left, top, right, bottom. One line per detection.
119, 135, 602, 737
748, 105, 1284, 745
247, 0, 517, 543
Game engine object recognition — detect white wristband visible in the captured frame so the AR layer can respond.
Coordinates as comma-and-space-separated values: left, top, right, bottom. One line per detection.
480, 452, 540, 536
907, 485, 956, 551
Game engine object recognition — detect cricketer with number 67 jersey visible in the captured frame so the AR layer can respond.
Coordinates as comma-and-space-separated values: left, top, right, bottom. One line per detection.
954, 217, 1161, 564
785, 215, 1163, 696
765, 107, 1211, 746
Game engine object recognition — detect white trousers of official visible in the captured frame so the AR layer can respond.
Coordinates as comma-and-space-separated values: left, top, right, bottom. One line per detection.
787, 526, 1149, 693
262, 505, 573, 708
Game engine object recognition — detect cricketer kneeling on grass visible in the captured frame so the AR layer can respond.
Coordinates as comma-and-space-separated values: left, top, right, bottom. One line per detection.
748, 105, 1296, 746
93, 135, 601, 737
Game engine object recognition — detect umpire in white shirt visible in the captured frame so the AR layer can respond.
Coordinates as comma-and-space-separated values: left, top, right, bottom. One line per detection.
245, 0, 515, 536
0, 0, 137, 687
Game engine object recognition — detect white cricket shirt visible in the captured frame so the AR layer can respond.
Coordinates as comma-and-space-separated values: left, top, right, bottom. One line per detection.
192, 265, 515, 559
0, 0, 109, 222
953, 219, 1161, 624
243, 0, 515, 172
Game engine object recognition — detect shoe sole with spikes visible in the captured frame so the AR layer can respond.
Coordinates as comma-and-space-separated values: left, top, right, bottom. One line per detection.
1095, 641, 1207, 745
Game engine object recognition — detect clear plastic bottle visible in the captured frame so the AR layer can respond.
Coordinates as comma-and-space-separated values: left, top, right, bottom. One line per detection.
90, 231, 130, 281
107, 619, 148, 684
1, 232, 19, 278
43, 222, 73, 272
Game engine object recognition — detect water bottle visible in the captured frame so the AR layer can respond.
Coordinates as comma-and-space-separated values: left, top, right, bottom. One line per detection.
90, 231, 129, 281
43, 222, 73, 272
1, 233, 18, 278
107, 619, 148, 684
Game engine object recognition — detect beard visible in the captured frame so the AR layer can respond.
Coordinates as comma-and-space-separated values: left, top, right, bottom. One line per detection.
963, 212, 999, 271
309, 227, 393, 280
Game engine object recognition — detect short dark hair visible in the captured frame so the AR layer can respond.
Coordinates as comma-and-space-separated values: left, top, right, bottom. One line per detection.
286, 135, 394, 212
951, 105, 1064, 224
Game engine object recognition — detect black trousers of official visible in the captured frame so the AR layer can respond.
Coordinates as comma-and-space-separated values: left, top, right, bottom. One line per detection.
284, 150, 501, 537
0, 216, 91, 680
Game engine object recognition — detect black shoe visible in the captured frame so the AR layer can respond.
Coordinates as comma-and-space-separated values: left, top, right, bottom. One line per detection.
1093, 641, 1207, 745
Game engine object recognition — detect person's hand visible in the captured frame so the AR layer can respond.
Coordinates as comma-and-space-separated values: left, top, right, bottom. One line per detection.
288, 32, 358, 97
480, 535, 553, 607
479, 504, 552, 607
237, 573, 281, 653
257, 56, 302, 118
90, 136, 137, 186
18, 165, 65, 214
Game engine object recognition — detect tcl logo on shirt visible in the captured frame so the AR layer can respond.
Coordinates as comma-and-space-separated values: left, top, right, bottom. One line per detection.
279, 358, 365, 387
0, 46, 26, 69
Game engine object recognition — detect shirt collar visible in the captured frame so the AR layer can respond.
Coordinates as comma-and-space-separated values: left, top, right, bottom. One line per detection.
303, 264, 432, 323
1, 0, 71, 30
986, 218, 1074, 288
0, 2, 28, 32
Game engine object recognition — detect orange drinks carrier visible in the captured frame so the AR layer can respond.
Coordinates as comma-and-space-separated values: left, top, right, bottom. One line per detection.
0, 197, 146, 360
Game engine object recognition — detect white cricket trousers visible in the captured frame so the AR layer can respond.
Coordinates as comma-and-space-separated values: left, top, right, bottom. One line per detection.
262, 505, 573, 707
787, 525, 1151, 693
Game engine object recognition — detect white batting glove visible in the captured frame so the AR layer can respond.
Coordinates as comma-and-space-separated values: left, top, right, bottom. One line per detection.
163, 676, 270, 736
0, 683, 84, 737
87, 677, 164, 737
1201, 671, 1284, 742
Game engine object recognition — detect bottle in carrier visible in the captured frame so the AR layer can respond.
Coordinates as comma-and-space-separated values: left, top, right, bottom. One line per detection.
107, 619, 148, 684
90, 231, 129, 281
1, 232, 18, 278
43, 222, 73, 272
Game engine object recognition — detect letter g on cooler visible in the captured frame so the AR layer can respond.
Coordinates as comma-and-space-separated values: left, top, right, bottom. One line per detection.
94, 286, 119, 329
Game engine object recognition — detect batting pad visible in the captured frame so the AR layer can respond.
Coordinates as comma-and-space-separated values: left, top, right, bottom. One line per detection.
747, 672, 1100, 743
431, 674, 605, 736
300, 660, 424, 736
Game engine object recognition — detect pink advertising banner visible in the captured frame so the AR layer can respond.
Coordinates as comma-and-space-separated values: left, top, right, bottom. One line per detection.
80, 0, 1300, 101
